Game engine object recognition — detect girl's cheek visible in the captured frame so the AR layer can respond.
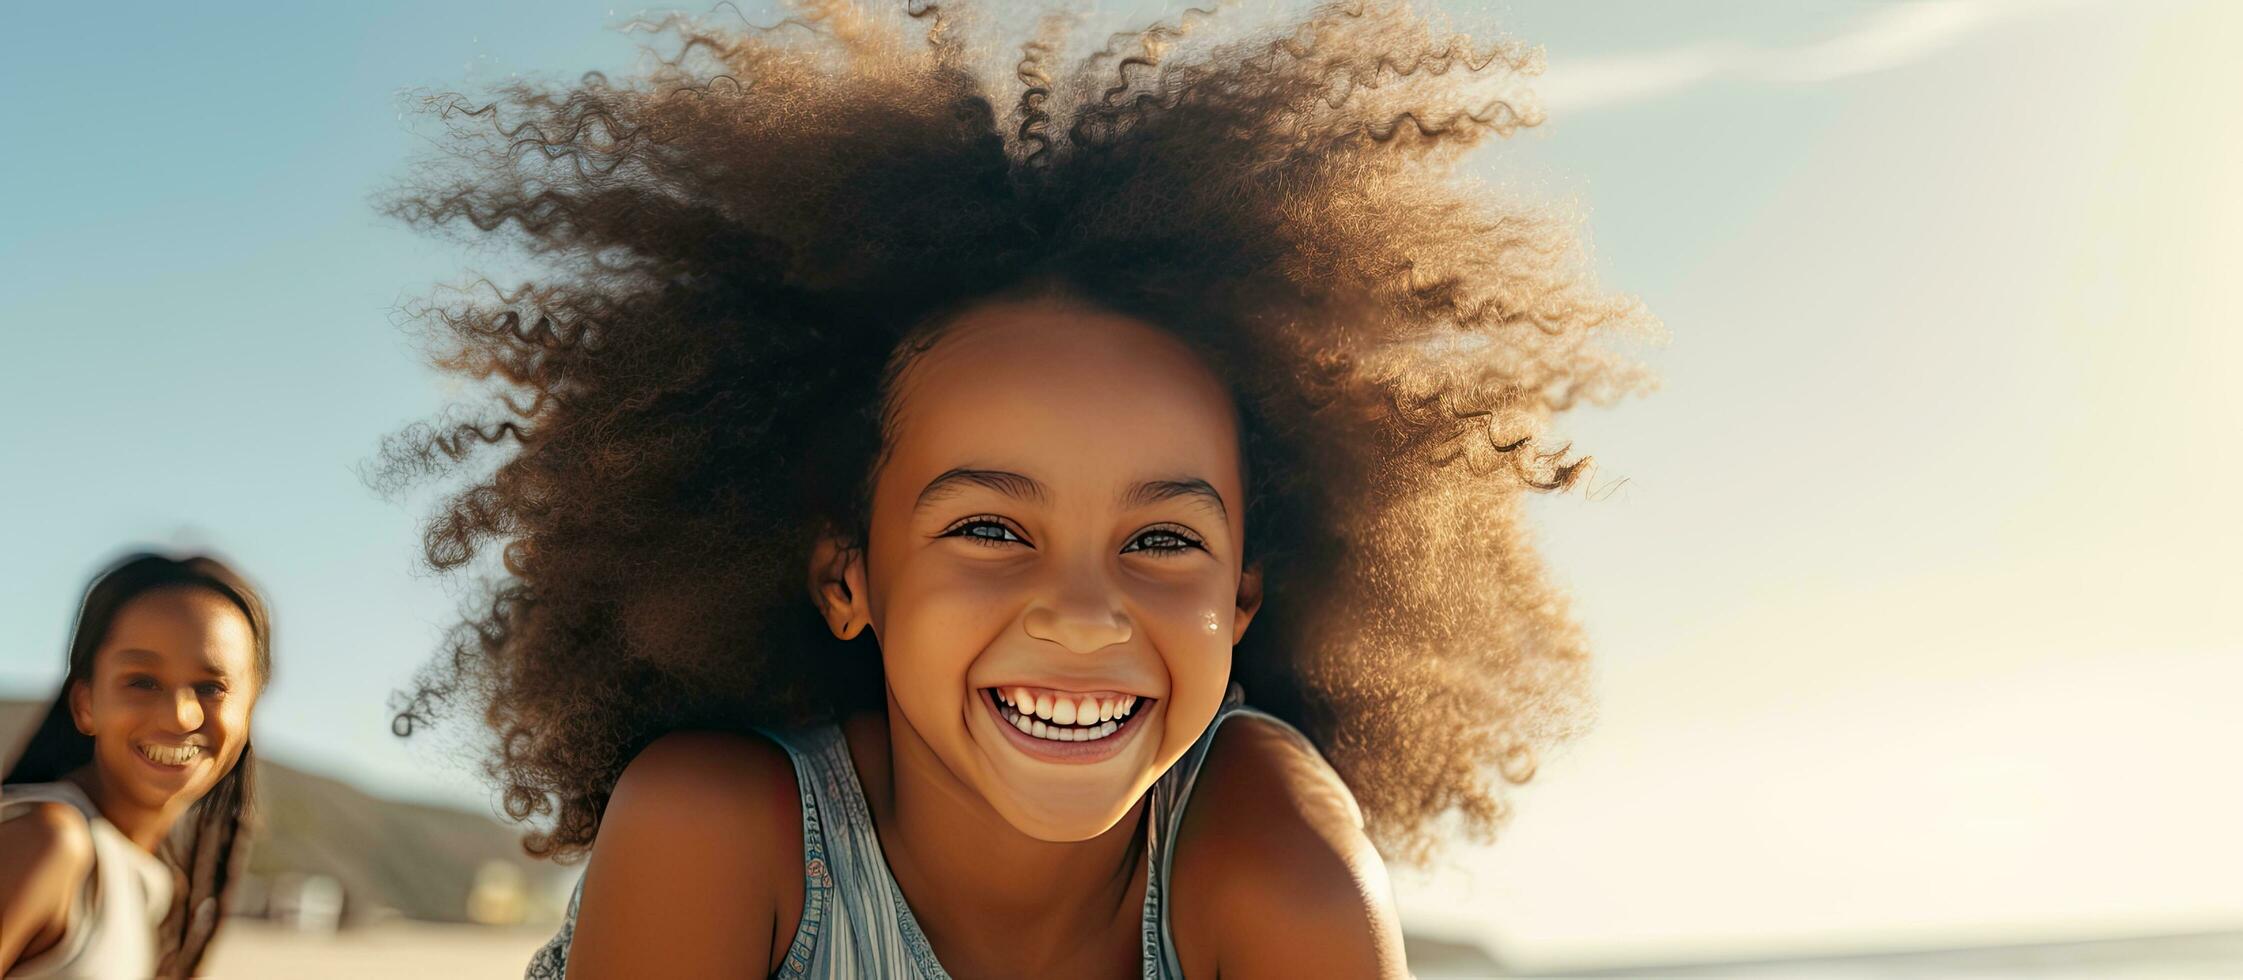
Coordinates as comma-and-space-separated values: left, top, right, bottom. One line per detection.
913, 571, 1021, 616
96, 689, 142, 733
1143, 590, 1235, 746
1135, 578, 1233, 645
221, 698, 256, 746
902, 562, 1050, 654
879, 580, 999, 717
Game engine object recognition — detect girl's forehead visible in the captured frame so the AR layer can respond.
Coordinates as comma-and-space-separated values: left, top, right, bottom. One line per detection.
882, 302, 1247, 501
100, 587, 258, 676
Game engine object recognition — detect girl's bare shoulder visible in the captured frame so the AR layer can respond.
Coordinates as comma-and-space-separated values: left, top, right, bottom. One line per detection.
564, 731, 807, 978
0, 801, 96, 969
0, 800, 95, 895
1168, 715, 1410, 978
0, 798, 95, 861
604, 730, 805, 831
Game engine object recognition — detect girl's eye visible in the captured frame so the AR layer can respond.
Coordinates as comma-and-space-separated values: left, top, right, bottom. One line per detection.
197, 683, 228, 698
945, 518, 1026, 549
1124, 526, 1206, 557
941, 518, 1205, 556
126, 677, 160, 691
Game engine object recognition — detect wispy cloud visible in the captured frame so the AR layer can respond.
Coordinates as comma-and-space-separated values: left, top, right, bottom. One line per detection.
1536, 0, 2085, 115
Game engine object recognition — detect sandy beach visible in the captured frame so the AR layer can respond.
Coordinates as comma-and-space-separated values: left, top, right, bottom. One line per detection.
199, 920, 555, 979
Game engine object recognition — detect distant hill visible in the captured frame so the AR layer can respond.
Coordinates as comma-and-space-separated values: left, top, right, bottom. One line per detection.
1, 697, 572, 927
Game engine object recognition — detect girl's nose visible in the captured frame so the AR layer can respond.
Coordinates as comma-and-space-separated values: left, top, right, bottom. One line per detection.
1023, 566, 1133, 653
166, 688, 205, 732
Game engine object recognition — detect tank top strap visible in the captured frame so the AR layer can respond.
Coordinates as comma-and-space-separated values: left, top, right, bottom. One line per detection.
754, 724, 952, 979
1145, 681, 1301, 979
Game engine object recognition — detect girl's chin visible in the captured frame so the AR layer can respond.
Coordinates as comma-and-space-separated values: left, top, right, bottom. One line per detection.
973, 763, 1148, 838
972, 741, 1162, 841
988, 794, 1144, 843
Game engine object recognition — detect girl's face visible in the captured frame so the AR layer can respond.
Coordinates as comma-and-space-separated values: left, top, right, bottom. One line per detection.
839, 297, 1262, 841
68, 586, 260, 815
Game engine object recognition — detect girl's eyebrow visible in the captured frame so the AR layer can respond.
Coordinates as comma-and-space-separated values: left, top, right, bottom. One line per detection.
115, 648, 231, 678
1126, 478, 1229, 521
915, 467, 1228, 520
917, 467, 1048, 510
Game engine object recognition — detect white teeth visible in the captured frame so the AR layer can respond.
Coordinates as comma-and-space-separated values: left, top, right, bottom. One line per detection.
139, 743, 201, 766
995, 696, 1136, 744
990, 688, 1149, 726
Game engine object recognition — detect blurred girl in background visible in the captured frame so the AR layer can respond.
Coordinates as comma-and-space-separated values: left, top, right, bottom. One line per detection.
0, 552, 272, 979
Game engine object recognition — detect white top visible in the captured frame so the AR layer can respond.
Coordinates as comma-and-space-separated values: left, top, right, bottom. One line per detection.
1, 781, 175, 980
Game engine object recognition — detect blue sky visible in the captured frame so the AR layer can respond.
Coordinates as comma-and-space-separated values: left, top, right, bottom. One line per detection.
4, 0, 2237, 964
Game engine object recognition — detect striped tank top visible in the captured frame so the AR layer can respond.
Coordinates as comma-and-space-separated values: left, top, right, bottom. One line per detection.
527, 682, 1288, 978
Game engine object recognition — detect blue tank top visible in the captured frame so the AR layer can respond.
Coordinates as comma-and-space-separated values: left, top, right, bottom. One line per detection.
527, 682, 1295, 978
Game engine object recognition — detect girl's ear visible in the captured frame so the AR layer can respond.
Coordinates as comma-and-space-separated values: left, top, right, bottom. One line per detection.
69, 677, 95, 736
808, 527, 874, 642
1233, 560, 1264, 646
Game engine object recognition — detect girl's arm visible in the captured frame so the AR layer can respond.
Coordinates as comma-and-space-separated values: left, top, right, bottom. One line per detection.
0, 802, 95, 973
1175, 717, 1411, 979
561, 731, 805, 979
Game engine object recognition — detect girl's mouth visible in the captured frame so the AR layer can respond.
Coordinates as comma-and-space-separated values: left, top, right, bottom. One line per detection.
980, 687, 1155, 764
135, 741, 203, 771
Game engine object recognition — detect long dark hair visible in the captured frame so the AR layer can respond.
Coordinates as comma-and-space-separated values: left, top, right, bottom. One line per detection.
4, 551, 273, 980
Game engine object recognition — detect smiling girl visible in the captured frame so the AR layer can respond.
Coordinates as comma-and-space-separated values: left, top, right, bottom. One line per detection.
1, 553, 271, 979
378, 0, 1655, 976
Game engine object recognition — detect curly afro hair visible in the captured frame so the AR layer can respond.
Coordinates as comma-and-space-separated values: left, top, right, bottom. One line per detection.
377, 0, 1658, 866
